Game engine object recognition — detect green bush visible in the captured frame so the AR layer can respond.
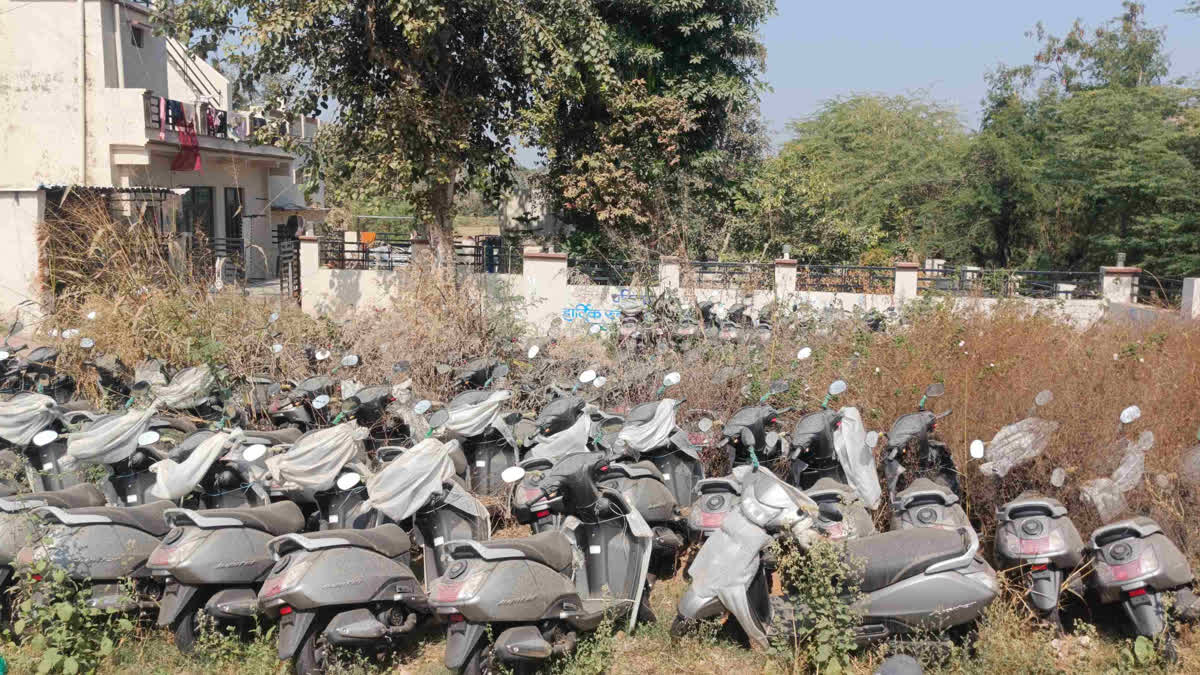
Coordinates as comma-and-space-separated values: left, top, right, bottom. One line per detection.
769, 537, 862, 674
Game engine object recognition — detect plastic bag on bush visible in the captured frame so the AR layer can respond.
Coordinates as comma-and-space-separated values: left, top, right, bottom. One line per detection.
978, 417, 1060, 478
1081, 477, 1127, 523
363, 438, 456, 521
264, 421, 368, 492
0, 393, 58, 445
1112, 431, 1153, 493
153, 365, 215, 409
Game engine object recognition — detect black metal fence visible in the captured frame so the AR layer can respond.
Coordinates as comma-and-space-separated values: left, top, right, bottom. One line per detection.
918, 268, 1102, 299
278, 239, 301, 304
685, 261, 773, 290
1136, 273, 1184, 307
795, 265, 895, 294
567, 258, 659, 286
456, 237, 522, 274
319, 233, 412, 271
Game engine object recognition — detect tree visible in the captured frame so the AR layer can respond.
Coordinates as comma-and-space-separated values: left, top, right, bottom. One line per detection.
161, 0, 615, 268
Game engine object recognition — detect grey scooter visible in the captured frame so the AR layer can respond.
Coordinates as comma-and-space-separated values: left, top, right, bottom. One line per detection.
673, 465, 997, 650
883, 384, 967, 531
994, 492, 1084, 627
428, 452, 654, 674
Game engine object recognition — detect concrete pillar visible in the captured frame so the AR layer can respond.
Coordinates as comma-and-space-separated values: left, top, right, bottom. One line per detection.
1101, 266, 1141, 304
774, 259, 797, 298
894, 262, 919, 303
1182, 278, 1200, 320
523, 251, 569, 326
660, 256, 681, 289
298, 235, 320, 314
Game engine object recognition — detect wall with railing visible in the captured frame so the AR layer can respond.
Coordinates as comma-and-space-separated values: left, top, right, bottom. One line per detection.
293, 239, 1200, 328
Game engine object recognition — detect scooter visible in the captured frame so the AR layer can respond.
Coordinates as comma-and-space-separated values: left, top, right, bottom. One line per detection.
995, 492, 1084, 626
0, 393, 91, 492
435, 386, 522, 496
256, 438, 489, 674
883, 384, 968, 531
428, 452, 654, 674
258, 421, 374, 530
1087, 517, 1200, 640
614, 371, 705, 506
673, 465, 997, 650
714, 379, 791, 474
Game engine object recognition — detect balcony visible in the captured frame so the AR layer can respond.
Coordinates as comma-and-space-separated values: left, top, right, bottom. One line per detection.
144, 94, 319, 147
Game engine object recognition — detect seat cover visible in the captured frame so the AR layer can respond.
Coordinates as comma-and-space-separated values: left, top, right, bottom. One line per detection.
0, 392, 58, 445
69, 500, 175, 537
12, 483, 106, 509
480, 530, 574, 571
844, 528, 968, 593
304, 524, 411, 558
198, 502, 305, 536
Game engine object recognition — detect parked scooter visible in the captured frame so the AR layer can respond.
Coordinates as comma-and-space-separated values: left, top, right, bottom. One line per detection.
995, 492, 1084, 626
258, 421, 374, 530
883, 384, 968, 531
256, 438, 489, 674
433, 382, 522, 496
0, 393, 92, 492
428, 452, 655, 673
673, 464, 997, 649
716, 379, 791, 472
1087, 517, 1200, 641
614, 371, 705, 505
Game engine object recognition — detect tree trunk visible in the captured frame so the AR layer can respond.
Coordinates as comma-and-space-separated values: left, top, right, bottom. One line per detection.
427, 169, 458, 278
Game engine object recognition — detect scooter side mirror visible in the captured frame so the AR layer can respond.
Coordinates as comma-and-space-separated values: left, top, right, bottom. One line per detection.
828, 380, 847, 396
0, 351, 8, 360
663, 372, 682, 388
969, 439, 985, 459
797, 347, 812, 361
527, 345, 540, 359
272, 344, 283, 354
589, 324, 602, 335
79, 337, 95, 350
740, 428, 755, 447
769, 379, 791, 395
268, 312, 279, 323
393, 360, 411, 374
1035, 390, 1053, 407
578, 370, 597, 384
924, 383, 945, 398
1119, 405, 1141, 424
414, 400, 432, 415
312, 394, 331, 410
436, 363, 452, 375
340, 354, 360, 368
429, 410, 450, 428
493, 364, 510, 380
501, 466, 526, 484
336, 472, 361, 491
698, 418, 714, 433
314, 349, 331, 361
502, 412, 522, 426
32, 430, 59, 447
137, 430, 161, 446
243, 444, 267, 462
592, 376, 607, 388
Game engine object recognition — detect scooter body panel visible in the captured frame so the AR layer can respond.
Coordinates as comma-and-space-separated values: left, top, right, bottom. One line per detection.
0, 512, 39, 566
148, 526, 277, 586
430, 556, 579, 623
20, 523, 160, 580
853, 561, 997, 634
258, 547, 422, 614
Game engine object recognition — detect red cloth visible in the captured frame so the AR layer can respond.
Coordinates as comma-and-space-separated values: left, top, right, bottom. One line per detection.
171, 119, 202, 172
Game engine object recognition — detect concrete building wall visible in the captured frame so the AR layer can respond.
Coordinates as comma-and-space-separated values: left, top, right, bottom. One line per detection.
0, 191, 46, 320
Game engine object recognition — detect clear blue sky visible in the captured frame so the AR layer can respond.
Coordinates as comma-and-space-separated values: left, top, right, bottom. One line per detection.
760, 0, 1200, 142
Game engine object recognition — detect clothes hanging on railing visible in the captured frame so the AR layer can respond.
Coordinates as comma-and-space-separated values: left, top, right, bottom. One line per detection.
158, 97, 167, 141
171, 118, 202, 172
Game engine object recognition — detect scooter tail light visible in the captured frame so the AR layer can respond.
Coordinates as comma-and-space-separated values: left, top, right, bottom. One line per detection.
1020, 537, 1050, 555
1109, 546, 1158, 582
1128, 588, 1148, 598
699, 511, 725, 528
278, 605, 293, 616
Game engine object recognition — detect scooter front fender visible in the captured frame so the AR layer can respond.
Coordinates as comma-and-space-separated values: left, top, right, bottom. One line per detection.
444, 620, 489, 671
676, 584, 725, 621
156, 581, 202, 627
277, 608, 318, 660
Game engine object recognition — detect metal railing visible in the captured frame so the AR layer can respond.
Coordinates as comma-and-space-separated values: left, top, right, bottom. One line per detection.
456, 237, 522, 274
146, 95, 316, 142
1136, 273, 1184, 307
917, 268, 1102, 299
796, 265, 895, 294
320, 233, 412, 271
567, 258, 659, 287
684, 261, 773, 290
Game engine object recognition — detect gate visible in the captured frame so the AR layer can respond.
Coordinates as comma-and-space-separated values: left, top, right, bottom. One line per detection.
279, 238, 301, 304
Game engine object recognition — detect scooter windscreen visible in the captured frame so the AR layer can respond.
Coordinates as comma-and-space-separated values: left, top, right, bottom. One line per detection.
534, 396, 586, 437
512, 452, 604, 524
886, 411, 935, 449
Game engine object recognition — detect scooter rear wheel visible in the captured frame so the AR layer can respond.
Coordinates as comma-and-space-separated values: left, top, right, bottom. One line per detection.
294, 616, 332, 675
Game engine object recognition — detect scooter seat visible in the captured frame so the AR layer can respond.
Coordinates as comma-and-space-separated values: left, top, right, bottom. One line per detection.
302, 524, 411, 558
192, 502, 305, 536
243, 428, 303, 445
69, 500, 174, 537
845, 528, 969, 593
895, 477, 958, 505
477, 530, 574, 572
0, 483, 106, 511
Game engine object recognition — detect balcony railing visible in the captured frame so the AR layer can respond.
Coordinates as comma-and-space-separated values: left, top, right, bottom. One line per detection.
145, 95, 319, 143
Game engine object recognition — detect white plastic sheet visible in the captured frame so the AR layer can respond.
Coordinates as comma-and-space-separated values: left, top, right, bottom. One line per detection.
1081, 477, 1127, 523
617, 399, 676, 454
67, 405, 158, 465
149, 429, 242, 500
530, 414, 591, 460
153, 365, 215, 409
441, 391, 515, 447
0, 393, 58, 445
363, 438, 456, 521
390, 387, 430, 440
1112, 431, 1153, 493
977, 417, 1060, 478
264, 421, 368, 491
833, 407, 882, 510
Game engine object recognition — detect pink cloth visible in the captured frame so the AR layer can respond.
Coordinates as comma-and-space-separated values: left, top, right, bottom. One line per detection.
158, 97, 167, 141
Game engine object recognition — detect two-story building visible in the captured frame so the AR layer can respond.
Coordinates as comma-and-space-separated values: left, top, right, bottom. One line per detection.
0, 0, 323, 316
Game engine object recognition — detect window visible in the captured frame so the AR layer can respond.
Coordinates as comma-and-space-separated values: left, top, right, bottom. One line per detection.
224, 187, 244, 240
179, 187, 214, 238
131, 26, 144, 48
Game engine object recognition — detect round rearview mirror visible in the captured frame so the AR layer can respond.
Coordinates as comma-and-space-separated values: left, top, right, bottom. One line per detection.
312, 394, 331, 410
0, 351, 9, 360
1119, 405, 1141, 425
137, 430, 161, 446
340, 354, 360, 367
436, 363, 452, 375
501, 466, 527, 484
698, 418, 714, 433
828, 380, 847, 396
663, 372, 681, 387
527, 345, 540, 359
579, 369, 597, 384
336, 472, 361, 491
393, 361, 411, 373
86, 311, 97, 321
969, 439, 985, 459
797, 347, 812, 361
314, 349, 331, 361
272, 343, 283, 354
493, 364, 510, 380
62, 328, 79, 339
1050, 467, 1066, 487
1034, 390, 1053, 407
79, 337, 95, 350
589, 324, 602, 335
414, 400, 432, 415
593, 376, 607, 388
925, 383, 946, 398
765, 431, 780, 448
32, 429, 59, 447
243, 443, 267, 462
770, 379, 791, 395
268, 312, 279, 323
429, 410, 449, 428
740, 427, 755, 447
